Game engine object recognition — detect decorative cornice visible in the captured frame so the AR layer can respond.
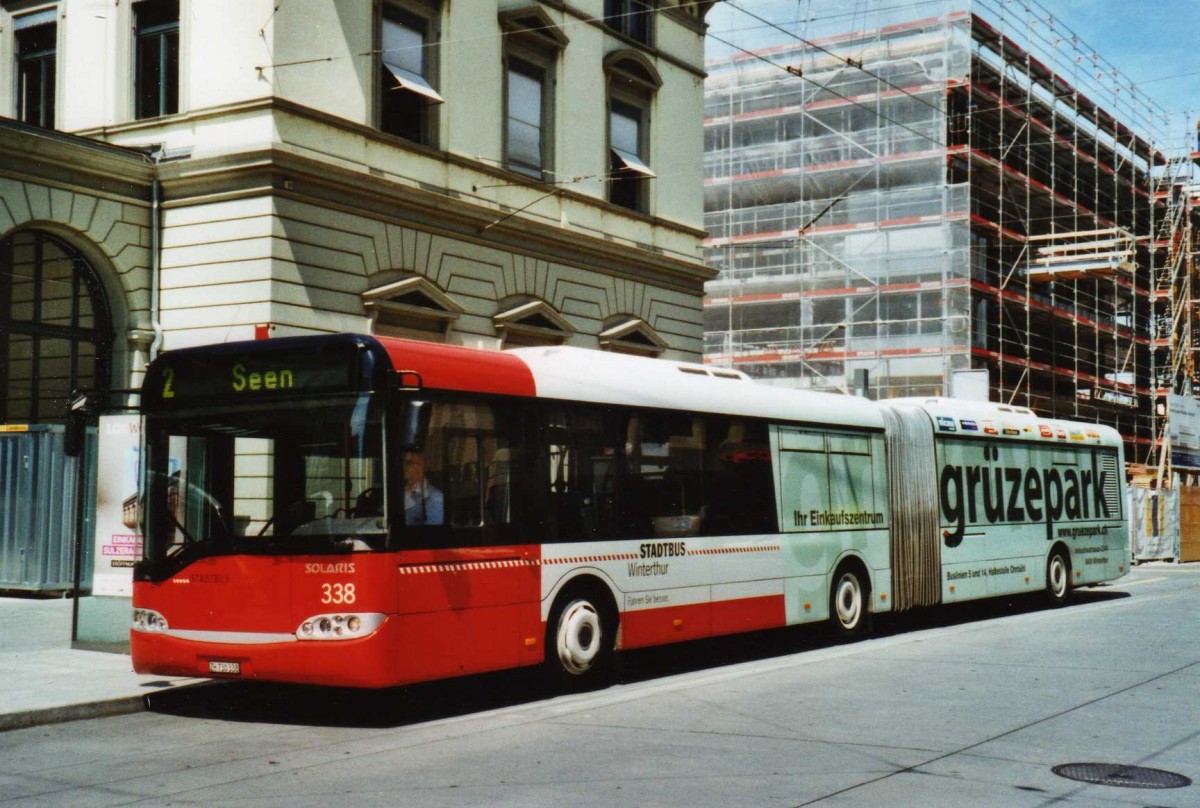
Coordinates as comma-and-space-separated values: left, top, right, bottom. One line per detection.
527, 0, 707, 78
494, 299, 576, 333
604, 49, 664, 90
363, 276, 466, 315
0, 118, 153, 202
82, 95, 706, 241
662, 2, 719, 35
599, 316, 669, 356
130, 99, 712, 289
28, 97, 711, 289
158, 146, 713, 291
499, 6, 570, 49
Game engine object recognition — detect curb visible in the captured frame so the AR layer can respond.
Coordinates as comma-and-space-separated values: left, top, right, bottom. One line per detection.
0, 696, 147, 733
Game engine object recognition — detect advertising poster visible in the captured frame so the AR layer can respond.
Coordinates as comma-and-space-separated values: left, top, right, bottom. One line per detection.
1169, 393, 1200, 470
92, 414, 143, 597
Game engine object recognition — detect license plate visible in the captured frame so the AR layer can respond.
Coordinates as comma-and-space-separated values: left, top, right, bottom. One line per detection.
208, 660, 240, 675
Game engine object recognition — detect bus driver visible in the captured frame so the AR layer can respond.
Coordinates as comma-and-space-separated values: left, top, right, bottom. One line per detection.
403, 452, 444, 526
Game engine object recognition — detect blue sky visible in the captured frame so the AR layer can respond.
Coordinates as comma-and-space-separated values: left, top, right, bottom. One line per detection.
1054, 0, 1199, 143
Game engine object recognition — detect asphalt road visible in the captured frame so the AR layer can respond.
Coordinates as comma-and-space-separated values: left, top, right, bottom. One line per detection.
2, 565, 1198, 807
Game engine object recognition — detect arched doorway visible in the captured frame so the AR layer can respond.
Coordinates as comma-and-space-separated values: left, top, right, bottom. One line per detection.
0, 229, 113, 424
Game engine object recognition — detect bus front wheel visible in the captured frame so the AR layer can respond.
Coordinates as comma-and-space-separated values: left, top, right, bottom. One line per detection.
546, 589, 615, 689
1046, 550, 1071, 606
830, 566, 871, 637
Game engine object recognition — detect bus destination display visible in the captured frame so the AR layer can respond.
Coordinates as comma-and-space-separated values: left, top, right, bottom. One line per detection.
149, 351, 358, 406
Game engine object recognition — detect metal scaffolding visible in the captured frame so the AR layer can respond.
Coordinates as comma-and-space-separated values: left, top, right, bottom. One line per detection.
1145, 155, 1195, 489
703, 0, 1179, 467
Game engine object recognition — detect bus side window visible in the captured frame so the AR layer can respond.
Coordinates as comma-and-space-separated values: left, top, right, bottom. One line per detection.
436, 402, 515, 536
703, 419, 775, 535
778, 428, 829, 532
542, 406, 617, 541
622, 412, 704, 538
827, 432, 874, 515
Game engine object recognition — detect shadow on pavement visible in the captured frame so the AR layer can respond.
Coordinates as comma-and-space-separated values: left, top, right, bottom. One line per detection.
144, 585, 1129, 730
144, 669, 551, 729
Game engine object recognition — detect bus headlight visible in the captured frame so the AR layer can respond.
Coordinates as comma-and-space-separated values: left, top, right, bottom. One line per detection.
295, 613, 385, 641
131, 608, 169, 634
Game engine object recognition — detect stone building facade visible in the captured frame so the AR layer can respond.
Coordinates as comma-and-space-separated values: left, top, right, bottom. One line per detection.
1, 0, 715, 428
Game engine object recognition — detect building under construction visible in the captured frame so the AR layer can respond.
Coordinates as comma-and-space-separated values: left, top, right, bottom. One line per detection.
703, 0, 1189, 477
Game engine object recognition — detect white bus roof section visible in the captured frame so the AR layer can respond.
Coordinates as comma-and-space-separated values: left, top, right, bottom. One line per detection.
507, 346, 885, 430
887, 397, 1124, 448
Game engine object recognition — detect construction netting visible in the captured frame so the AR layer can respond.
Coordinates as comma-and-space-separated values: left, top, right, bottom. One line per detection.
703, 0, 1176, 466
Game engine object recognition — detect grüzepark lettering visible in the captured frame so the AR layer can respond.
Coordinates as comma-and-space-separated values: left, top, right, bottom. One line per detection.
940, 451, 1110, 547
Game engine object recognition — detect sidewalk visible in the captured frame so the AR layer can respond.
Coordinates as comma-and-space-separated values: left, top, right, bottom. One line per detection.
0, 596, 202, 732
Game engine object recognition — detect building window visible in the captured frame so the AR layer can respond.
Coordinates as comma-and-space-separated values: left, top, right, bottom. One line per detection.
379, 2, 442, 145
608, 99, 653, 211
604, 0, 653, 46
134, 0, 180, 119
14, 12, 57, 128
0, 230, 113, 424
499, 8, 567, 180
605, 52, 660, 214
505, 57, 548, 179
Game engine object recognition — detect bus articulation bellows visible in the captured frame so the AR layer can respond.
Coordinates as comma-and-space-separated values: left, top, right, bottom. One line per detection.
131, 334, 1129, 688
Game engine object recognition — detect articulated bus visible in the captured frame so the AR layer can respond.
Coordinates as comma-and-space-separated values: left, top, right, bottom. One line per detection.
131, 334, 1129, 688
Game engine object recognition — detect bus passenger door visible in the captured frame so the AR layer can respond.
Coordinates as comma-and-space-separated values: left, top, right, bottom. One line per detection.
775, 428, 837, 624
775, 427, 888, 624
392, 399, 543, 682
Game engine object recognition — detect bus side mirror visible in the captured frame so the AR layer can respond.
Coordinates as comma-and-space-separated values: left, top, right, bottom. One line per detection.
399, 400, 432, 452
64, 392, 91, 457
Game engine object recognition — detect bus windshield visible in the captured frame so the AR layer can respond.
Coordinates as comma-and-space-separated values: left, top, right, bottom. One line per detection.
142, 393, 386, 565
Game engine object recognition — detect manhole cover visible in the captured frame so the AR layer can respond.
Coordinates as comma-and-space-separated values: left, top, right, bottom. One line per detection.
1051, 763, 1192, 789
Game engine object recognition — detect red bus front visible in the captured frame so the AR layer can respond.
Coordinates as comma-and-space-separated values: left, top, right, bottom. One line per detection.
132, 335, 544, 687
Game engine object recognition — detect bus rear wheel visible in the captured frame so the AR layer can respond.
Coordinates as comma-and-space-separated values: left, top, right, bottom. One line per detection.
1046, 550, 1071, 606
830, 566, 870, 638
546, 590, 615, 689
